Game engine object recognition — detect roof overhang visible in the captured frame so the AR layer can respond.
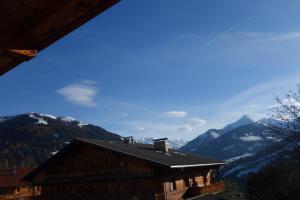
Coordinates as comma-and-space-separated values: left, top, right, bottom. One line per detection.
22, 138, 225, 181
0, 0, 120, 76
170, 163, 226, 168
75, 138, 226, 169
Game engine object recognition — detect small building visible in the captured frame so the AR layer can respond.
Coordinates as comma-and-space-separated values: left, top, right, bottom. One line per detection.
0, 168, 40, 200
23, 138, 225, 200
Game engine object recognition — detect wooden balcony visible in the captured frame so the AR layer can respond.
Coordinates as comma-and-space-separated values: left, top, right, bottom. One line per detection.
0, 189, 41, 200
155, 182, 225, 200
186, 182, 225, 198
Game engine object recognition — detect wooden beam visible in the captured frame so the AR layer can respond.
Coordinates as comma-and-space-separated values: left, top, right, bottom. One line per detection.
28, 0, 121, 50
0, 33, 36, 49
0, 0, 120, 76
9, 50, 38, 58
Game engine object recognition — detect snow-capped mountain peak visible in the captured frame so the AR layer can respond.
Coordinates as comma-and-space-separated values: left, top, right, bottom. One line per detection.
59, 116, 76, 122
180, 114, 285, 162
222, 115, 254, 132
0, 113, 89, 128
29, 114, 48, 125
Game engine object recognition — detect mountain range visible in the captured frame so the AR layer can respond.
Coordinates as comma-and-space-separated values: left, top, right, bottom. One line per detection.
221, 138, 300, 179
136, 137, 187, 150
181, 115, 285, 161
0, 112, 120, 168
180, 115, 297, 180
1, 112, 295, 180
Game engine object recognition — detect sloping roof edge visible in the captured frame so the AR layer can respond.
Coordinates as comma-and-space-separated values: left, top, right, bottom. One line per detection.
22, 138, 225, 182
77, 138, 226, 168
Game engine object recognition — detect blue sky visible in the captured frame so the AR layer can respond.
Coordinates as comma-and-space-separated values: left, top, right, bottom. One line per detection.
1, 0, 300, 140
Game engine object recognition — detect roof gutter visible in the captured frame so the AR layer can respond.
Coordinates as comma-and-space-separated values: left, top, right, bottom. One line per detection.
170, 163, 226, 168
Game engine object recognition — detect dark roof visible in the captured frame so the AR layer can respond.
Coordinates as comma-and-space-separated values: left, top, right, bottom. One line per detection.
23, 138, 225, 181
0, 0, 120, 75
0, 168, 33, 188
77, 138, 225, 168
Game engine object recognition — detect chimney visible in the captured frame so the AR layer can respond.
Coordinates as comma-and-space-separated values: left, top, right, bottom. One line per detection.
124, 136, 134, 145
153, 138, 169, 152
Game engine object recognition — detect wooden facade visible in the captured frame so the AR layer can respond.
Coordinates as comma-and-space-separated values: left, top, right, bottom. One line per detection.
23, 139, 225, 200
0, 169, 40, 200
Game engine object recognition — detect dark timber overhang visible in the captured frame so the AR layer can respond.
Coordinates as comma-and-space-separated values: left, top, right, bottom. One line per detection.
0, 0, 120, 75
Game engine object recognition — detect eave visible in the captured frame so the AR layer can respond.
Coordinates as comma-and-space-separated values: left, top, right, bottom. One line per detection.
0, 0, 120, 75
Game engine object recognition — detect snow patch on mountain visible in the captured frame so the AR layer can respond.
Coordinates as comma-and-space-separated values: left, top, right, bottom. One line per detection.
29, 114, 48, 125
223, 145, 234, 151
78, 121, 89, 127
225, 153, 253, 163
39, 113, 57, 119
240, 135, 263, 142
210, 131, 220, 138
58, 116, 89, 127
60, 116, 76, 122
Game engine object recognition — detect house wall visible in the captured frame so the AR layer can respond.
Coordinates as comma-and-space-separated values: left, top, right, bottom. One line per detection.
31, 144, 164, 200
155, 168, 217, 200
0, 186, 40, 200
29, 143, 221, 200
33, 144, 154, 180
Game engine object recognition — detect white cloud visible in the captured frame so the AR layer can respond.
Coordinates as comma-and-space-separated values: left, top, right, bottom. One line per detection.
121, 117, 206, 139
57, 82, 97, 107
133, 126, 146, 131
178, 125, 193, 132
244, 32, 300, 42
204, 72, 300, 129
178, 118, 206, 133
121, 113, 128, 117
162, 111, 187, 118
188, 118, 206, 127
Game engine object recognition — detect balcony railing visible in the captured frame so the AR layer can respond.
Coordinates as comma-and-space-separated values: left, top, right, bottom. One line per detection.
186, 182, 225, 198
0, 190, 41, 200
155, 182, 225, 200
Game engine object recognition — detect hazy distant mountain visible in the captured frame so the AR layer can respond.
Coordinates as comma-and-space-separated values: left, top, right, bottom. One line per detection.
181, 115, 285, 161
136, 137, 187, 150
221, 138, 300, 179
181, 115, 254, 153
0, 112, 120, 168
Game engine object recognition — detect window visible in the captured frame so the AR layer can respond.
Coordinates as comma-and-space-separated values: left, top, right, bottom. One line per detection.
171, 180, 177, 191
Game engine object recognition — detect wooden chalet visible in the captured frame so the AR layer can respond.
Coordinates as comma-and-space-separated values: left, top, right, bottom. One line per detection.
0, 0, 120, 75
22, 138, 225, 200
0, 168, 40, 200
